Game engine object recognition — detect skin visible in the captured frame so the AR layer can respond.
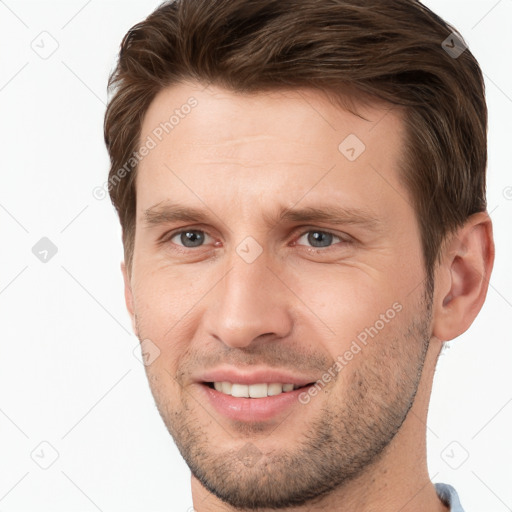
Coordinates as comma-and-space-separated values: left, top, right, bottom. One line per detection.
121, 81, 494, 511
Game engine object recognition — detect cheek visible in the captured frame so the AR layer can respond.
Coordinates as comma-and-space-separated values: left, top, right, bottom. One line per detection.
287, 265, 406, 351
134, 260, 209, 314
131, 265, 207, 359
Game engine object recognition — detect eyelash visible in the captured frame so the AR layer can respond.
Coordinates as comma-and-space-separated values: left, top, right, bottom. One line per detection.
160, 227, 353, 253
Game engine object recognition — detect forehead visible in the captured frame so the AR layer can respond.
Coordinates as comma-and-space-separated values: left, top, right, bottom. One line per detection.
140, 81, 404, 150
136, 81, 409, 219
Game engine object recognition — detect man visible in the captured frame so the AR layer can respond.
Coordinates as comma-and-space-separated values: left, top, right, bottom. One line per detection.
104, 0, 494, 510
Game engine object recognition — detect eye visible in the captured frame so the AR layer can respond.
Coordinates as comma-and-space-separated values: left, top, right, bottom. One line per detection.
296, 230, 345, 248
169, 229, 213, 248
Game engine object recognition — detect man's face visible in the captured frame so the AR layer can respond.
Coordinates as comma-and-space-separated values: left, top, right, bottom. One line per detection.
125, 82, 433, 508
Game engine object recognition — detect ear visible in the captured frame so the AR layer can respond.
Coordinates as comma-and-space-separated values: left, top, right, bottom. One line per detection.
432, 212, 495, 342
121, 262, 138, 336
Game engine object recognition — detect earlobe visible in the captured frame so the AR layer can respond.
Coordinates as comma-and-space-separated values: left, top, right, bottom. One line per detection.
121, 262, 138, 335
432, 212, 494, 342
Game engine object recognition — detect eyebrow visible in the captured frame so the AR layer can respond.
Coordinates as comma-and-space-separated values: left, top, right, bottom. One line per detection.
143, 202, 212, 226
275, 205, 380, 230
142, 201, 381, 231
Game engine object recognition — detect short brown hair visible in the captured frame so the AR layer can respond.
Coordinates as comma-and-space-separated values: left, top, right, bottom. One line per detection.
104, 0, 487, 281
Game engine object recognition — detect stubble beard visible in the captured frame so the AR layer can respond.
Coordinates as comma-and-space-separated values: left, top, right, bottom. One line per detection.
139, 294, 432, 509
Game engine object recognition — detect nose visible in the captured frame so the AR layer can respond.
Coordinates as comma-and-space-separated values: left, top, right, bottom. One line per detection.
203, 253, 294, 349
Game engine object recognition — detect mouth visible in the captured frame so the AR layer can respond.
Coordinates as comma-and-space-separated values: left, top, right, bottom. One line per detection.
204, 381, 314, 398
194, 368, 320, 421
199, 380, 317, 422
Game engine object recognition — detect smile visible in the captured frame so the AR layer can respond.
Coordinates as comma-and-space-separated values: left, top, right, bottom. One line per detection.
208, 382, 308, 398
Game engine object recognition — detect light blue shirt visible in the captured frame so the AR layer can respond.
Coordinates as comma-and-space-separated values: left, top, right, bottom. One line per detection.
435, 483, 465, 512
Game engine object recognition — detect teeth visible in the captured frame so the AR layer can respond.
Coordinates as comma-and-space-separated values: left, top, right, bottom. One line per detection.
212, 382, 300, 398
249, 383, 267, 398
231, 383, 249, 398
268, 383, 284, 396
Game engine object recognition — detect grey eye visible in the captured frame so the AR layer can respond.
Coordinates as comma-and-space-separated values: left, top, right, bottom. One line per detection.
297, 231, 341, 248
171, 230, 208, 248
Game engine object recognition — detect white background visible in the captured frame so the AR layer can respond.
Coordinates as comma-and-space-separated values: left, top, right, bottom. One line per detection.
0, 0, 510, 510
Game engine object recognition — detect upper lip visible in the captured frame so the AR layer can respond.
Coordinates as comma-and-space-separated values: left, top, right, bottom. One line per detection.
196, 367, 318, 387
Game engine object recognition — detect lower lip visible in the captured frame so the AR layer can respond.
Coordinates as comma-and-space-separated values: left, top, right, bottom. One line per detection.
199, 384, 313, 422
